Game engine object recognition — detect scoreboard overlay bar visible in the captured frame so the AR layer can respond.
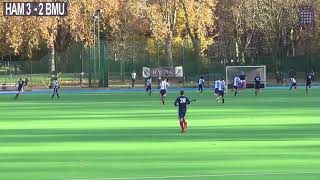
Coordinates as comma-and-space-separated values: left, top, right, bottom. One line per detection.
3, 2, 68, 16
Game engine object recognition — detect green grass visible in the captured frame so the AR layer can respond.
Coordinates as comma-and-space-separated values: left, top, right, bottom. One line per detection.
0, 88, 320, 180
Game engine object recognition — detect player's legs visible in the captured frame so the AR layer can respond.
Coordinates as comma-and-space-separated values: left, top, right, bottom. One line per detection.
234, 86, 238, 96
160, 89, 167, 106
162, 96, 166, 105
218, 91, 224, 103
147, 86, 152, 96
179, 111, 187, 132
52, 88, 55, 98
214, 88, 219, 99
52, 88, 58, 98
221, 92, 225, 103
15, 90, 21, 100
56, 89, 60, 98
179, 118, 185, 132
255, 85, 260, 96
183, 118, 187, 131
216, 90, 220, 102
306, 83, 310, 93
160, 90, 166, 106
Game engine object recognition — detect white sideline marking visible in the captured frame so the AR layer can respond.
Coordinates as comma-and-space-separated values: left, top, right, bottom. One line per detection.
68, 171, 320, 180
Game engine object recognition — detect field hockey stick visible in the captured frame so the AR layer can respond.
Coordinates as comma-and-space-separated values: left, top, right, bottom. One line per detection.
41, 80, 49, 88
57, 72, 62, 77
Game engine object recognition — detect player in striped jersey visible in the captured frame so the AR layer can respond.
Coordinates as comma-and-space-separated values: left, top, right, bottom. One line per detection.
217, 78, 225, 103
51, 80, 60, 99
160, 78, 170, 107
214, 79, 220, 97
233, 76, 240, 96
290, 77, 297, 91
198, 76, 205, 94
145, 77, 152, 96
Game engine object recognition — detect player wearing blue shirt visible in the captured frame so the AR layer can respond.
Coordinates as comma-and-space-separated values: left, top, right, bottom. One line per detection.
174, 91, 191, 133
305, 74, 312, 94
15, 78, 25, 100
198, 76, 205, 94
145, 77, 152, 96
254, 75, 261, 96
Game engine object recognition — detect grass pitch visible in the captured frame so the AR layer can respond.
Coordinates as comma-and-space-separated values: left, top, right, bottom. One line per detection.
0, 88, 320, 180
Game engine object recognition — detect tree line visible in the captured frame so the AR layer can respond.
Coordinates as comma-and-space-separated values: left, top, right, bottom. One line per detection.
0, 0, 319, 72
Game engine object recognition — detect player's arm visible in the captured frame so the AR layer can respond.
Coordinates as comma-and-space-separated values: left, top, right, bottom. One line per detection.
186, 98, 191, 105
174, 98, 178, 106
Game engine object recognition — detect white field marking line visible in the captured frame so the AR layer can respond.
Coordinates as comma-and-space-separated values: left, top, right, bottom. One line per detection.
68, 171, 320, 180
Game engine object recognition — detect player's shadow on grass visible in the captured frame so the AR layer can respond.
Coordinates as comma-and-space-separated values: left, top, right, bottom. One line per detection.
1, 124, 320, 143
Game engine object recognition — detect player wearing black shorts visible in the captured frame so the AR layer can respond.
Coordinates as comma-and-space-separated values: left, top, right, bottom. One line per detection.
198, 76, 205, 94
305, 74, 312, 94
174, 91, 191, 133
254, 75, 261, 96
52, 80, 60, 99
145, 77, 152, 96
15, 78, 25, 100
159, 78, 169, 107
290, 77, 297, 91
217, 78, 225, 103
233, 76, 240, 96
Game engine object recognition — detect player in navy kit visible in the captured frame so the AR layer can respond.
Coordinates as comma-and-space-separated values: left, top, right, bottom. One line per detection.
305, 74, 312, 94
254, 75, 261, 96
174, 91, 191, 133
15, 78, 25, 100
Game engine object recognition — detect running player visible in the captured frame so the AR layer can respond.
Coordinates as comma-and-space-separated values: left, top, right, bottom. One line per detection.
198, 76, 205, 94
160, 78, 170, 107
214, 78, 220, 97
233, 76, 240, 96
217, 78, 225, 103
305, 73, 312, 94
15, 78, 25, 100
145, 77, 152, 96
174, 90, 191, 133
254, 75, 261, 96
52, 79, 60, 99
290, 77, 297, 91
